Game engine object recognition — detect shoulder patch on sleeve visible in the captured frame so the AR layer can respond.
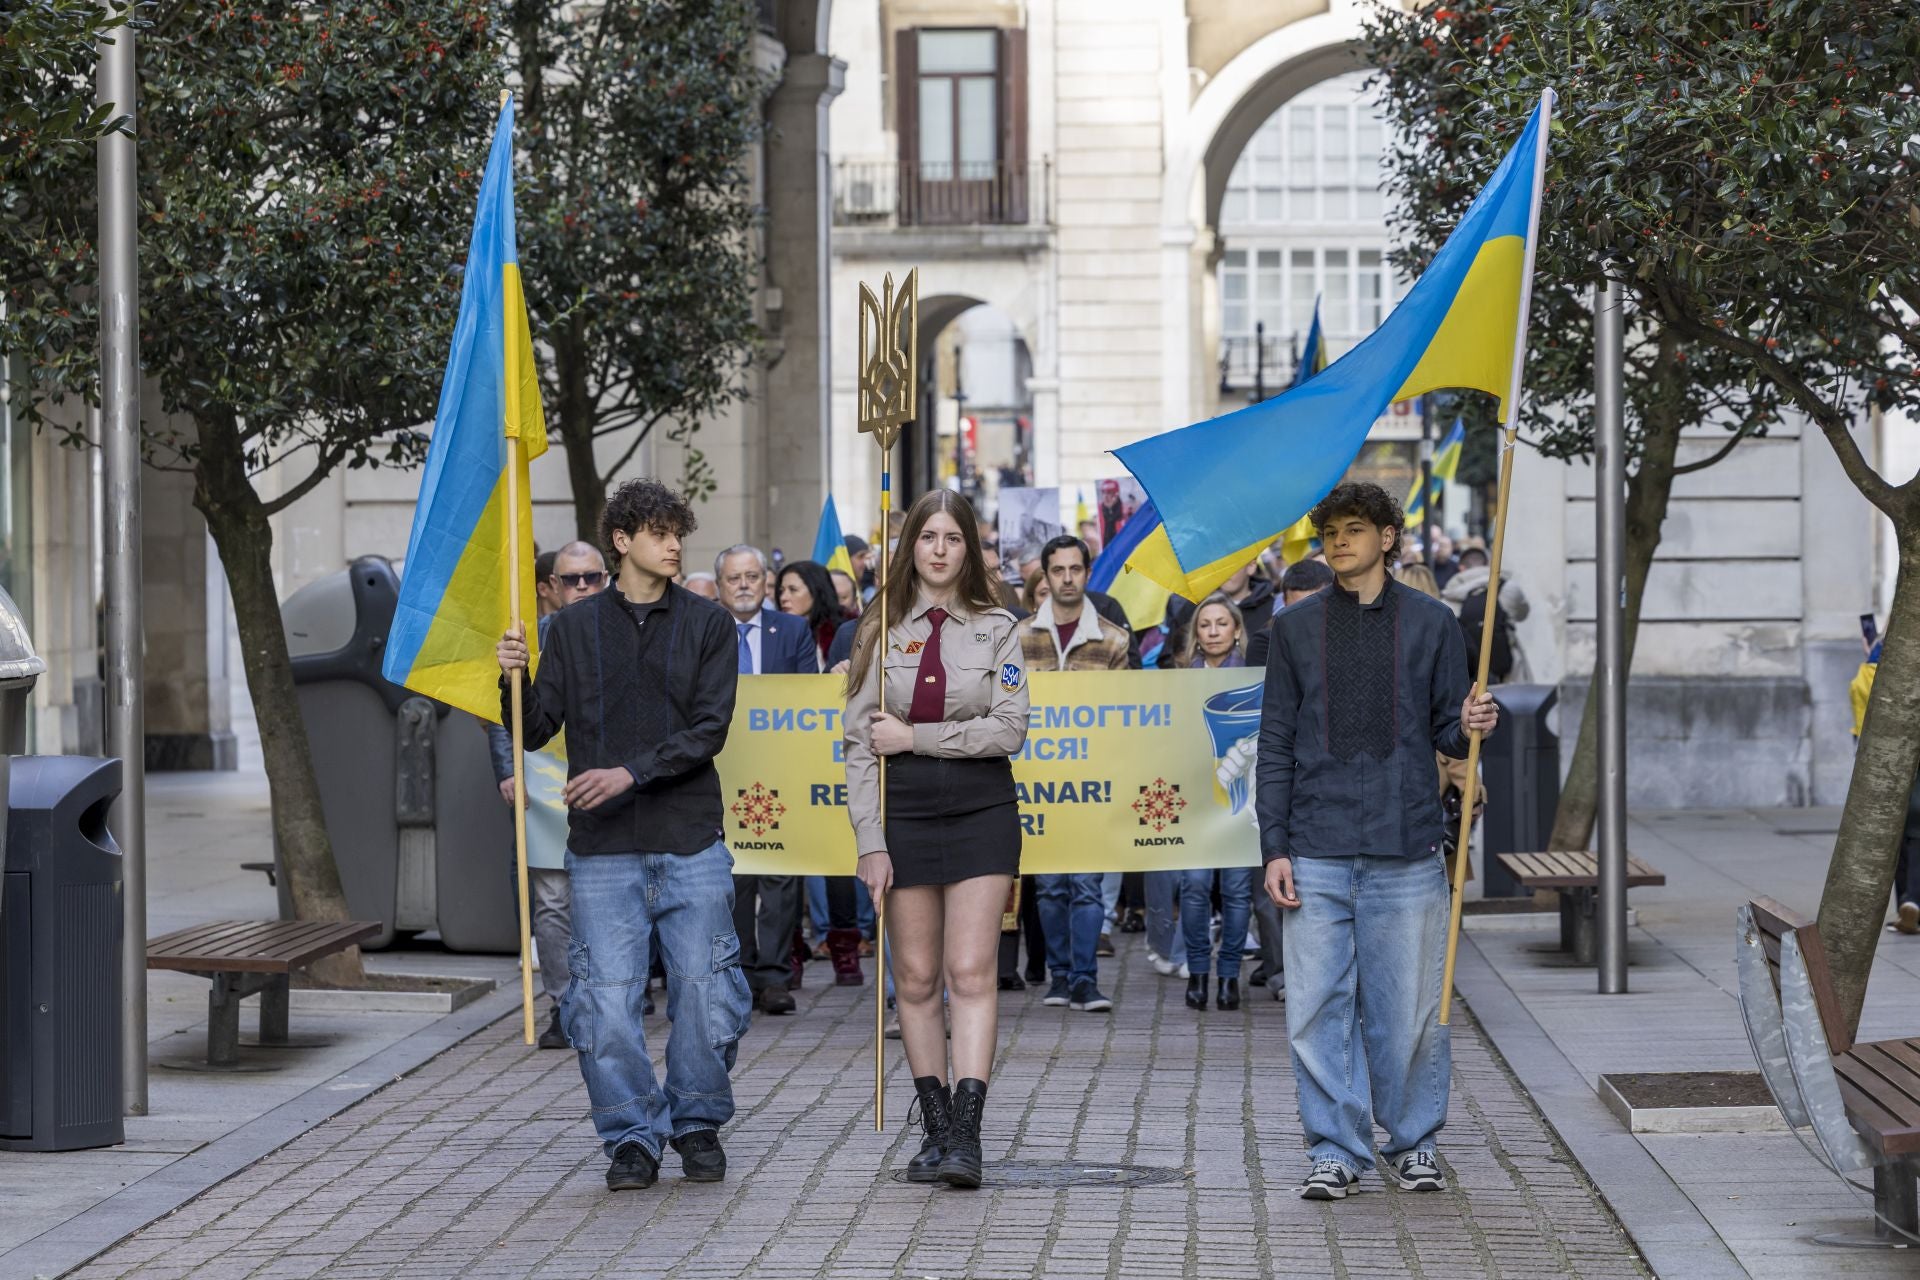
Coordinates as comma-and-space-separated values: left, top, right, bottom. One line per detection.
1000, 662, 1025, 693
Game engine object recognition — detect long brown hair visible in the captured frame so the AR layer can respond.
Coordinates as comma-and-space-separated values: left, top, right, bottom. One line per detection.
844, 490, 1001, 695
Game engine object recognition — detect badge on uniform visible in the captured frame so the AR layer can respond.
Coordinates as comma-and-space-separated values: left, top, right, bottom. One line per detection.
975, 632, 989, 643
1000, 662, 1024, 692
903, 640, 925, 655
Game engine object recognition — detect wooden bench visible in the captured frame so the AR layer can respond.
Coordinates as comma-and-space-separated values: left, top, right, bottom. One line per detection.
1738, 897, 1920, 1243
1493, 851, 1665, 963
147, 920, 381, 1067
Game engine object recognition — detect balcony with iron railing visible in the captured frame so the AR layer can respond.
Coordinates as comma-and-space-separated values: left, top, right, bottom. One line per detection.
1218, 326, 1309, 403
832, 159, 1053, 230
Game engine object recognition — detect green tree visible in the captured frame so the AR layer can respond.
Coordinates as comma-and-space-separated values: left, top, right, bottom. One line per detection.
1373, 0, 1920, 1031
508, 0, 763, 542
0, 0, 136, 157
1365, 1, 1787, 858
2, 2, 506, 983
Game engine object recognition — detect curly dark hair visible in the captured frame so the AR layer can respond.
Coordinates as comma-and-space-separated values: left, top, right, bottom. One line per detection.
1309, 482, 1403, 568
599, 478, 698, 557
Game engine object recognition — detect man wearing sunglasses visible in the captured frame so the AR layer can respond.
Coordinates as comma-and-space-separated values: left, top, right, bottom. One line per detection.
487, 539, 611, 1046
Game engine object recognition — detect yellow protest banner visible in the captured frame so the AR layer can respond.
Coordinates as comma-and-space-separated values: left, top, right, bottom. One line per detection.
720, 668, 1263, 875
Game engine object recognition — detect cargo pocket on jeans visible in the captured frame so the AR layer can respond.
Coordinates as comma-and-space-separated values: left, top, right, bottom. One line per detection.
710, 931, 752, 1048
561, 939, 594, 1053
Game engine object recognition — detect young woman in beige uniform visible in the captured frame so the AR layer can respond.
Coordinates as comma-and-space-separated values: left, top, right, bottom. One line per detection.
844, 489, 1029, 1189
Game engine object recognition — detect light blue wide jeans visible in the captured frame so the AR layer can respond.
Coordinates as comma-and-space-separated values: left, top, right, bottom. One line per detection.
1281, 853, 1451, 1176
562, 842, 753, 1159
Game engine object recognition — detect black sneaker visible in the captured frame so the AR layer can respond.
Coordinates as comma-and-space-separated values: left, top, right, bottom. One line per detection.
1300, 1159, 1358, 1200
1386, 1150, 1444, 1192
997, 973, 1027, 991
755, 987, 795, 1015
1043, 976, 1072, 1007
1069, 984, 1113, 1013
671, 1130, 727, 1182
537, 1007, 568, 1050
1096, 932, 1116, 957
606, 1141, 659, 1191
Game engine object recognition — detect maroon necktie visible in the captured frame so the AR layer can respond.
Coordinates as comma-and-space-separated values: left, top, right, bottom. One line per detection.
907, 607, 948, 723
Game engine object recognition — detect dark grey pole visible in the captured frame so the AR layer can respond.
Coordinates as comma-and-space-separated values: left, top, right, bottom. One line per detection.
98, 4, 146, 1111
1594, 275, 1628, 994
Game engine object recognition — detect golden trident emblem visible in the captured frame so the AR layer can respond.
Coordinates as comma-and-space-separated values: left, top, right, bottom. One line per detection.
855, 268, 916, 1133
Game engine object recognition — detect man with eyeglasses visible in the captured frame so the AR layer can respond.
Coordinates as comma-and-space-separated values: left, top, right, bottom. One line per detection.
717, 543, 819, 1015
488, 540, 612, 1046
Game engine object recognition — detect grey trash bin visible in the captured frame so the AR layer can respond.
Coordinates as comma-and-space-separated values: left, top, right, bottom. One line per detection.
0, 582, 47, 926
1480, 684, 1561, 898
0, 756, 124, 1151
282, 556, 516, 952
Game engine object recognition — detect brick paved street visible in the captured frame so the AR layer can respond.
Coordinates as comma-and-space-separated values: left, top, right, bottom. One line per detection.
72, 938, 1648, 1280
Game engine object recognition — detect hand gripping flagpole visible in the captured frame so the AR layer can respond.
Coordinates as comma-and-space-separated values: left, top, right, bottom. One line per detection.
1439, 88, 1554, 1026
499, 90, 537, 1047
857, 269, 918, 1129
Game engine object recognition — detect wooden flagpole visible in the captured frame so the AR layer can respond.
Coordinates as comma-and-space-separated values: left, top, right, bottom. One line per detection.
1439, 88, 1554, 1025
857, 269, 918, 1130
500, 89, 536, 1047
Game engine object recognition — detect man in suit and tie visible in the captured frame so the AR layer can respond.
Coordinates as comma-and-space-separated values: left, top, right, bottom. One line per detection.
717, 544, 818, 1014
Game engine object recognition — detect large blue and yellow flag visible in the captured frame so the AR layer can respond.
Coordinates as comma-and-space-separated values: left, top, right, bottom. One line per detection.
1115, 93, 1551, 600
383, 96, 547, 724
1289, 296, 1329, 391
811, 495, 854, 576
1088, 499, 1171, 631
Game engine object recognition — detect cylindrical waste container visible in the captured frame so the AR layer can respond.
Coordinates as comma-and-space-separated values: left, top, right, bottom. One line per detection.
283, 557, 515, 952
0, 583, 48, 925
0, 756, 124, 1151
1480, 685, 1561, 898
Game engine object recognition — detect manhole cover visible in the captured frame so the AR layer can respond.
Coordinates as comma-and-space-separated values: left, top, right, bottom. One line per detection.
888, 1159, 1186, 1188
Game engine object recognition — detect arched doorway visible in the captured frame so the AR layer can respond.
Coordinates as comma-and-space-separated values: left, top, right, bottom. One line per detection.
904, 294, 1034, 523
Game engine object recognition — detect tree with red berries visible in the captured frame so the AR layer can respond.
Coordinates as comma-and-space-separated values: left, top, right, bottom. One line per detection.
1369, 0, 1920, 1033
508, 0, 764, 542
2, 2, 505, 982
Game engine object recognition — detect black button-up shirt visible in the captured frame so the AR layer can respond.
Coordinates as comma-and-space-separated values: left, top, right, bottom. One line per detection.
1255, 578, 1473, 863
507, 581, 738, 855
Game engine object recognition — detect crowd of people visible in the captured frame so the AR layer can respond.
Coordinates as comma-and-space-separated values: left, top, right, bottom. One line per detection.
492, 474, 1509, 1198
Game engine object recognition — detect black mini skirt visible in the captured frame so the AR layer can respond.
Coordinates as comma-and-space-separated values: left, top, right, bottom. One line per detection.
883, 754, 1022, 888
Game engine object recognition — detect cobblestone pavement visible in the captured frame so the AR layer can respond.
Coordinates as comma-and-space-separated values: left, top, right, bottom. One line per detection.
74, 936, 1649, 1280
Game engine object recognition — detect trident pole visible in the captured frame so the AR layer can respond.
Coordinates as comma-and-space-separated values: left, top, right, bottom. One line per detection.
98, 2, 147, 1115
856, 270, 918, 1131
1595, 275, 1629, 994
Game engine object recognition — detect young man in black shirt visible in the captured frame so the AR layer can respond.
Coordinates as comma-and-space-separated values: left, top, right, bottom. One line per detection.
497, 479, 748, 1193
1257, 483, 1498, 1201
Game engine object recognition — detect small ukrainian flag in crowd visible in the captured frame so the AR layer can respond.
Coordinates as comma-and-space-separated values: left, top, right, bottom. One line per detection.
812, 495, 854, 576
1288, 296, 1329, 391
383, 95, 547, 724
1406, 417, 1467, 525
1115, 94, 1551, 601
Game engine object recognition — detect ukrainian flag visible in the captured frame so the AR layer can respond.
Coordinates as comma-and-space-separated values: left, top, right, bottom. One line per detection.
1115, 93, 1551, 600
1288, 297, 1328, 391
383, 95, 547, 724
812, 496, 854, 576
1088, 499, 1171, 631
1406, 417, 1466, 524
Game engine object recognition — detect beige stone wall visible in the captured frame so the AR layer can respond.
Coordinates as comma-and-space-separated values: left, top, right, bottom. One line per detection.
1187, 0, 1329, 85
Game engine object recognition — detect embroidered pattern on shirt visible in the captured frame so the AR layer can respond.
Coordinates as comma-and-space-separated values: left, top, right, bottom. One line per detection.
1324, 587, 1397, 761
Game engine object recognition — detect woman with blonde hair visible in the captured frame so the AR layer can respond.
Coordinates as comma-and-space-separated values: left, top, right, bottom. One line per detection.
1175, 593, 1256, 1010
1182, 593, 1248, 670
844, 489, 1028, 1189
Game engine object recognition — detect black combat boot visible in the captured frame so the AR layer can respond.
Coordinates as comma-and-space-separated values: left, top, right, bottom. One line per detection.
938, 1078, 988, 1189
1186, 973, 1209, 1010
906, 1075, 952, 1183
1216, 977, 1241, 1011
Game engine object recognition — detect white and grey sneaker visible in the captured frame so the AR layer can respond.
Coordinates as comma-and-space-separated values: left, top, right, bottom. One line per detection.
1386, 1150, 1444, 1192
1300, 1159, 1360, 1200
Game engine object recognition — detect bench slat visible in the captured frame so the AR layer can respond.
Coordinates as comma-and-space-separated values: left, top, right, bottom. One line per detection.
1625, 856, 1667, 885
148, 920, 381, 975
1851, 1041, 1920, 1115
1835, 1053, 1920, 1155
1494, 851, 1663, 890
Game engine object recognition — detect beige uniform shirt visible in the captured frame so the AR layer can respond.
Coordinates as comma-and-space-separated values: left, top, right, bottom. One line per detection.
843, 594, 1030, 855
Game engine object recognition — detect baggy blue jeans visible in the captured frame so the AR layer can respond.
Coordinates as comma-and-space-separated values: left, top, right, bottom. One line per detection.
1281, 853, 1451, 1176
1035, 872, 1103, 989
1180, 866, 1256, 977
562, 842, 752, 1159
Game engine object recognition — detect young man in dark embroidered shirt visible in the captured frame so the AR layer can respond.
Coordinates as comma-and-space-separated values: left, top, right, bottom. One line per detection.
1257, 482, 1498, 1200
497, 478, 748, 1194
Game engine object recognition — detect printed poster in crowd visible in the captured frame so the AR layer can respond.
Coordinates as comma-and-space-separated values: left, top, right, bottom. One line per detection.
996, 486, 1063, 570
1094, 476, 1146, 549
719, 668, 1263, 876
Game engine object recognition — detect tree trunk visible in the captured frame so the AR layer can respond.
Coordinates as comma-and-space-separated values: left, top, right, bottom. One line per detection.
1546, 341, 1686, 852
552, 337, 606, 546
193, 415, 364, 986
1820, 532, 1920, 1038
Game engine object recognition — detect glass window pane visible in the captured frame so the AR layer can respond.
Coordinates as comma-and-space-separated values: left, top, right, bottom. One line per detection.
1354, 183, 1382, 221
1224, 302, 1248, 336
957, 77, 996, 171
1356, 117, 1382, 171
1325, 249, 1351, 331
1227, 152, 1252, 192
1290, 248, 1316, 335
1288, 107, 1316, 188
1224, 248, 1247, 269
919, 30, 997, 74
1322, 186, 1349, 222
1323, 108, 1349, 186
1222, 188, 1249, 222
1359, 250, 1384, 329
918, 80, 953, 174
1254, 188, 1284, 222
